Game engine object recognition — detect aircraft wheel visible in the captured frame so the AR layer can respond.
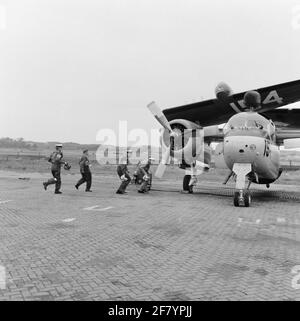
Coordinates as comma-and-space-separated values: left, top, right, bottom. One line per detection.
244, 191, 251, 207
233, 191, 240, 207
183, 175, 191, 191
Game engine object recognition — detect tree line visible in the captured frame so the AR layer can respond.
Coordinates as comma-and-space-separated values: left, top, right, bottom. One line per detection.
0, 137, 99, 151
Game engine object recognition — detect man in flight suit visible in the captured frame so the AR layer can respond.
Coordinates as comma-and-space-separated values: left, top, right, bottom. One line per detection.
43, 144, 67, 194
137, 157, 154, 193
75, 149, 92, 192
116, 150, 132, 194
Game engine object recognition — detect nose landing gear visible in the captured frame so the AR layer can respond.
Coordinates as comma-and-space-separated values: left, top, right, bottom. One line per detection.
234, 189, 251, 207
232, 163, 252, 207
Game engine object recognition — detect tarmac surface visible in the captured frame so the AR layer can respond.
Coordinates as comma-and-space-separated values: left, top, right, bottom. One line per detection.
0, 170, 300, 301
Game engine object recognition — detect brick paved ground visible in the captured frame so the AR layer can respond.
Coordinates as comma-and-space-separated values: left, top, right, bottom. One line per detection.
0, 171, 299, 301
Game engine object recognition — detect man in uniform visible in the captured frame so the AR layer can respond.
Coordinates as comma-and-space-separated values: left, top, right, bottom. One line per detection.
116, 150, 132, 194
75, 149, 92, 192
137, 157, 154, 193
43, 144, 68, 194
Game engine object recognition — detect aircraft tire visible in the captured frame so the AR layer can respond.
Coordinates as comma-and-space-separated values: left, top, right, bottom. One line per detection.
183, 175, 191, 191
244, 191, 251, 207
233, 191, 240, 207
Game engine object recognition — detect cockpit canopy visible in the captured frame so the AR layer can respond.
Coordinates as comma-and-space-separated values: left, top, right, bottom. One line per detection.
223, 112, 276, 140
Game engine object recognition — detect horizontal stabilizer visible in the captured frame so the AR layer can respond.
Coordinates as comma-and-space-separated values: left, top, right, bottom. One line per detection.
284, 138, 300, 149
214, 142, 227, 169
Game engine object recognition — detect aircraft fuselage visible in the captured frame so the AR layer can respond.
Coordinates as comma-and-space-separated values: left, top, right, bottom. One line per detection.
223, 111, 281, 184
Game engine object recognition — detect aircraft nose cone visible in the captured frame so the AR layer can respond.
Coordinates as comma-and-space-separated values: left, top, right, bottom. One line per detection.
224, 136, 266, 169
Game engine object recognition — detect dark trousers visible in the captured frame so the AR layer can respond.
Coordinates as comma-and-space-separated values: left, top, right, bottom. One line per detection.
139, 173, 152, 192
45, 170, 61, 192
76, 172, 92, 191
117, 173, 131, 193
139, 180, 149, 192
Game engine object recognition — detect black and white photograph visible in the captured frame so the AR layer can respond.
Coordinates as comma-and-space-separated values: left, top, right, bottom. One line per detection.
0, 0, 300, 308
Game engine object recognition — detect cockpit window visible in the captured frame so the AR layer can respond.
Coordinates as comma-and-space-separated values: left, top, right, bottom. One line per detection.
245, 120, 264, 129
223, 113, 276, 140
224, 119, 265, 134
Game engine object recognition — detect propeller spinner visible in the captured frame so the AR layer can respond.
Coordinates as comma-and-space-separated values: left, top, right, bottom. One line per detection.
147, 101, 208, 178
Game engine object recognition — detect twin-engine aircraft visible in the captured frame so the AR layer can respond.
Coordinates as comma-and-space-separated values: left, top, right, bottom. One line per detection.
147, 79, 300, 207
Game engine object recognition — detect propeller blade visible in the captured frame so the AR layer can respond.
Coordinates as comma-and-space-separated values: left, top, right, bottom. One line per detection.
155, 163, 167, 179
155, 147, 171, 178
147, 101, 173, 132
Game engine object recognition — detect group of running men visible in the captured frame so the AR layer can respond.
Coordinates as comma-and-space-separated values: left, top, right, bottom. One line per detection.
42, 144, 153, 195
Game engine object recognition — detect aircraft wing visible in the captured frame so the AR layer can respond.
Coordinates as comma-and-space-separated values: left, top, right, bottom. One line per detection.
163, 79, 300, 127
262, 108, 300, 129
276, 127, 300, 145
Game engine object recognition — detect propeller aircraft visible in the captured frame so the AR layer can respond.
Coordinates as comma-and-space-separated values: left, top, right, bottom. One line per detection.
147, 79, 300, 207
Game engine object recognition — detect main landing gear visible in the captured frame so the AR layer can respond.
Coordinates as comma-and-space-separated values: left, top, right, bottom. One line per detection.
183, 175, 195, 194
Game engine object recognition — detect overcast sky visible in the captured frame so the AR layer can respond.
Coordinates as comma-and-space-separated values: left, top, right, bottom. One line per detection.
0, 0, 299, 144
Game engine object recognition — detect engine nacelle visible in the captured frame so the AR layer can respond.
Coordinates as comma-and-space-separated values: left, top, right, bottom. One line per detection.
215, 82, 233, 101
161, 119, 205, 165
243, 90, 261, 109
